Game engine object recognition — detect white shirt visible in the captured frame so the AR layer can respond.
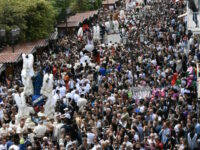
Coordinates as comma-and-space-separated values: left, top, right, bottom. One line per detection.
0, 144, 6, 150
33, 124, 47, 138
65, 140, 72, 150
0, 127, 9, 136
9, 145, 19, 150
73, 94, 80, 103
16, 125, 27, 134
59, 86, 66, 98
87, 132, 95, 144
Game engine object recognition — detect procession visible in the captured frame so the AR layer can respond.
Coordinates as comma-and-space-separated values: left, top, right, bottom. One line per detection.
0, 0, 199, 149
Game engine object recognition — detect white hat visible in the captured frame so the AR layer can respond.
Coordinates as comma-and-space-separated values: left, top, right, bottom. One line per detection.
65, 113, 71, 119
64, 108, 69, 111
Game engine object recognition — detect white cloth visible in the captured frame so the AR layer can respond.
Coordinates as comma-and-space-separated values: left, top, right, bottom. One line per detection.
33, 124, 47, 138
9, 145, 19, 150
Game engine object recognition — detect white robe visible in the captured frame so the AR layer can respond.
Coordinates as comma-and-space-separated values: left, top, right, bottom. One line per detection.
41, 74, 54, 97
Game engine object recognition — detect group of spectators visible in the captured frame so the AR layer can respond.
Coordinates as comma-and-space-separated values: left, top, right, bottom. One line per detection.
0, 0, 200, 149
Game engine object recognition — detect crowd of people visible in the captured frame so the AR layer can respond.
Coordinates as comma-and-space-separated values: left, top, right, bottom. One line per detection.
0, 0, 200, 149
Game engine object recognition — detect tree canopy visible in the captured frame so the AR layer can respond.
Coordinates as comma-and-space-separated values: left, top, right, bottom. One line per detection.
0, 0, 102, 42
0, 0, 57, 41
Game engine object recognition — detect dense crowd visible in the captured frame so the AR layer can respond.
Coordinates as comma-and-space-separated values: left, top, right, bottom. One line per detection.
0, 0, 200, 149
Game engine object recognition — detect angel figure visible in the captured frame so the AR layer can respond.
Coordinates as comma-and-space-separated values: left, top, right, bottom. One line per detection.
77, 27, 83, 41
40, 74, 54, 97
14, 92, 35, 125
41, 73, 56, 118
21, 53, 34, 96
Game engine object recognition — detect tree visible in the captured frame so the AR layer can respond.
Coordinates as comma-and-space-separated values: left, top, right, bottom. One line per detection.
0, 0, 27, 41
49, 0, 73, 21
25, 0, 57, 41
70, 0, 93, 13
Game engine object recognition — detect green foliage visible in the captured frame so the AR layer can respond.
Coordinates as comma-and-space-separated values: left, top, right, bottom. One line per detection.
0, 0, 57, 41
0, 0, 27, 40
70, 0, 95, 13
48, 0, 73, 21
25, 0, 57, 40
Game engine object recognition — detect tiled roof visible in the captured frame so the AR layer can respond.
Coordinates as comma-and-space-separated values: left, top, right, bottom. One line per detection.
67, 10, 98, 27
57, 11, 98, 28
0, 39, 48, 64
0, 53, 22, 64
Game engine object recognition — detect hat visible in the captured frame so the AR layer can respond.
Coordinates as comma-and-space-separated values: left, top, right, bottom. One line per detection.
64, 108, 69, 111
65, 113, 71, 119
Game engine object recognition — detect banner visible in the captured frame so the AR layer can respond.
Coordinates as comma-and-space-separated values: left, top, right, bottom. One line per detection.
132, 86, 151, 99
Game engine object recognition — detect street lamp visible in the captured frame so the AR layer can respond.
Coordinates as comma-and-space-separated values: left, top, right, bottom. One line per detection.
10, 27, 20, 53
0, 29, 6, 48
66, 8, 71, 33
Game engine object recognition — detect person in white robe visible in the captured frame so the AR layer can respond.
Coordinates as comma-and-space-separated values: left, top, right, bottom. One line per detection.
21, 53, 34, 96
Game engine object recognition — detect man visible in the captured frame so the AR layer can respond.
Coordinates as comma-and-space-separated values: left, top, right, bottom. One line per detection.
33, 120, 47, 138
65, 134, 72, 150
16, 119, 27, 134
78, 136, 90, 150
159, 122, 171, 145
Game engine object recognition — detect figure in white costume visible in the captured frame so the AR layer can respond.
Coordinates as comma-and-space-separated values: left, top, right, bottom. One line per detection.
77, 27, 83, 40
41, 74, 54, 97
93, 26, 97, 40
21, 53, 34, 96
96, 25, 100, 40
113, 20, 119, 33
93, 25, 100, 41
85, 44, 94, 52
41, 73, 56, 119
14, 92, 35, 124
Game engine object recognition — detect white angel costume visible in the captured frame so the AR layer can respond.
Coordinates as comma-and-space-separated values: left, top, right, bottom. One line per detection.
14, 92, 35, 124
93, 26, 97, 41
41, 73, 56, 118
96, 25, 100, 40
21, 53, 34, 96
44, 96, 57, 119
85, 44, 94, 52
77, 27, 83, 40
41, 74, 54, 97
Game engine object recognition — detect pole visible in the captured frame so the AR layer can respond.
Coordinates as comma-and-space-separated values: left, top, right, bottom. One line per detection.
12, 45, 14, 53
197, 63, 200, 122
12, 39, 15, 53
